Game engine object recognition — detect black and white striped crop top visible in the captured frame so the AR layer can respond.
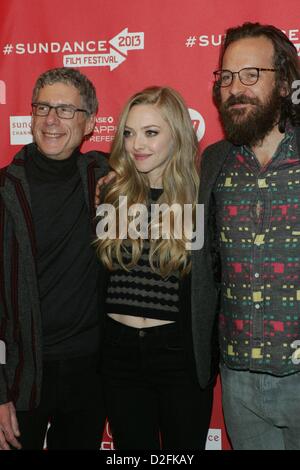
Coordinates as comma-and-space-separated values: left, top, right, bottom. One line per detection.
105, 188, 180, 321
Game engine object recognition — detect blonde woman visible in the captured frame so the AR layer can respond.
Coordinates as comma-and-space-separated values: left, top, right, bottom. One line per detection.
96, 86, 218, 449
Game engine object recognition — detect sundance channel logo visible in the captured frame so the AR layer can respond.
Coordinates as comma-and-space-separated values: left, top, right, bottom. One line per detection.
96, 197, 204, 250
10, 116, 33, 145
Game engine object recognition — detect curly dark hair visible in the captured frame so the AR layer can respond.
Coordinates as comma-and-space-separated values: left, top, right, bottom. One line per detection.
213, 22, 300, 132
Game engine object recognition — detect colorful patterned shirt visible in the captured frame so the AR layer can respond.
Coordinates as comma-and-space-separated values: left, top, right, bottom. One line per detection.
214, 126, 300, 375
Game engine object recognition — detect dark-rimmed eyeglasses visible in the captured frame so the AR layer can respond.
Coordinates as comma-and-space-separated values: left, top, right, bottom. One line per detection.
213, 67, 277, 87
32, 103, 89, 119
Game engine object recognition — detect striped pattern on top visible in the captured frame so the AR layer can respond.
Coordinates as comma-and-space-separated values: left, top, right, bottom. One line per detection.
105, 188, 180, 321
105, 239, 180, 321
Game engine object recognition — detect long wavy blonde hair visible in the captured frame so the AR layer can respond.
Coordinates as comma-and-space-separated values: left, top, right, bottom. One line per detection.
95, 86, 200, 278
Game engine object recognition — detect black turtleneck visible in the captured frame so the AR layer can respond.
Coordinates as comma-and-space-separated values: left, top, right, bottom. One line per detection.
25, 145, 99, 360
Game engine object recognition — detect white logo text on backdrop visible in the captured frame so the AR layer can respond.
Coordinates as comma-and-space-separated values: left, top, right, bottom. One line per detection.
0, 80, 6, 104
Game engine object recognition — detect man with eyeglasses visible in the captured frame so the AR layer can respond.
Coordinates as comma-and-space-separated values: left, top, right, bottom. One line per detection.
0, 67, 109, 449
199, 22, 300, 449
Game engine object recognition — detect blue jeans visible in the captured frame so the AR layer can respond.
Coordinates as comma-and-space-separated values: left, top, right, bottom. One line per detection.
101, 316, 213, 450
220, 364, 300, 450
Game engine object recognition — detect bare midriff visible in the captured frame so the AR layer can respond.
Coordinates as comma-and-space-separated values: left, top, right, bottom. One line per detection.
107, 313, 175, 328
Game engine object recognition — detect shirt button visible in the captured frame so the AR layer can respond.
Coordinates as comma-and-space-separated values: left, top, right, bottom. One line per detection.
139, 330, 146, 338
255, 304, 260, 309
254, 273, 260, 278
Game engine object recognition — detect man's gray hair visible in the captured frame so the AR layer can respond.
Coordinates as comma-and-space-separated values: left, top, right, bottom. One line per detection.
32, 67, 98, 115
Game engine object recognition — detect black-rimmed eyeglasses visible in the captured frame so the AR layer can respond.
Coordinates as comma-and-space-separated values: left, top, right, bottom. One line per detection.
213, 67, 278, 87
32, 103, 89, 119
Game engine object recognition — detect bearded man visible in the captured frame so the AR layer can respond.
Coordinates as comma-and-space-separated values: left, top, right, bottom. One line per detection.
200, 22, 300, 450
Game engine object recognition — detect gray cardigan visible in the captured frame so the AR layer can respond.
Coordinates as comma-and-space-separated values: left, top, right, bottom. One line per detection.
0, 144, 108, 410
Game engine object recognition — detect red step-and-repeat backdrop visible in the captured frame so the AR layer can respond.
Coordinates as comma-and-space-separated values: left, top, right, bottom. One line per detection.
1, 0, 299, 450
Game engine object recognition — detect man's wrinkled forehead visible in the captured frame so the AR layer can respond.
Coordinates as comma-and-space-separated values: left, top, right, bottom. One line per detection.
222, 36, 275, 68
